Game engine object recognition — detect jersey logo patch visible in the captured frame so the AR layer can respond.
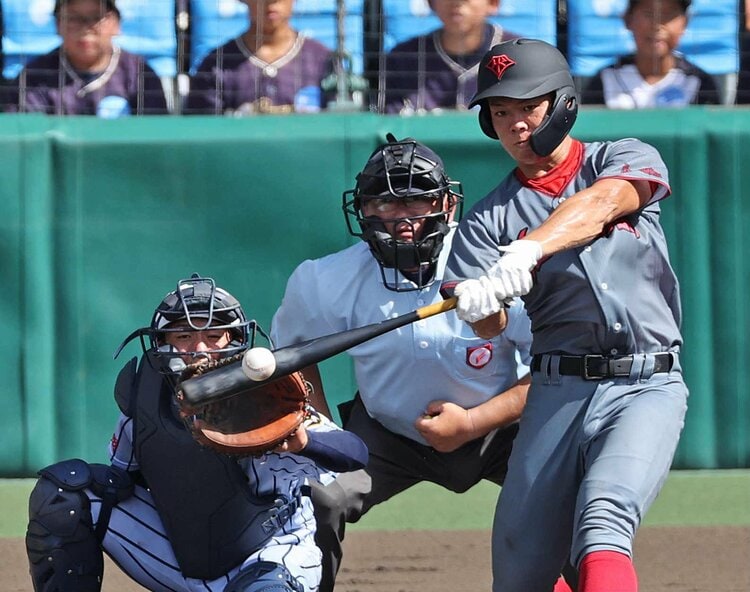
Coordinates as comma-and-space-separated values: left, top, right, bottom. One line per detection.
640, 167, 662, 178
110, 433, 119, 453
486, 55, 516, 80
466, 343, 493, 369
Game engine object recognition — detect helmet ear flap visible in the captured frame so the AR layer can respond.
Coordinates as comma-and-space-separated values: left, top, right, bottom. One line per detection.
478, 103, 498, 139
529, 90, 578, 157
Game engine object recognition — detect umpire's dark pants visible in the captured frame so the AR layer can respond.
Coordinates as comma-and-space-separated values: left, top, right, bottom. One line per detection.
310, 395, 518, 592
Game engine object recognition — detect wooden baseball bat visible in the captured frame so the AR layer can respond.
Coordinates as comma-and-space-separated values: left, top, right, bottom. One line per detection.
180, 296, 458, 406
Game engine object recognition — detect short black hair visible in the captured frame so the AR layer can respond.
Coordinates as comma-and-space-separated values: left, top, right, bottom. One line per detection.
627, 0, 691, 13
54, 0, 121, 19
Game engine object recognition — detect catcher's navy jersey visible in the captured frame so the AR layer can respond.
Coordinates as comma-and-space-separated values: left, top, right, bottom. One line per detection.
271, 226, 532, 444
102, 409, 343, 591
446, 138, 682, 356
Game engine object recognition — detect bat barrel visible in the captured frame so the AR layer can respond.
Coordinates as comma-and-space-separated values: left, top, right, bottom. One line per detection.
180, 297, 457, 406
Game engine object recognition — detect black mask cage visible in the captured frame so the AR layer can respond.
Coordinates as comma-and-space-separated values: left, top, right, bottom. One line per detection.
342, 134, 464, 291
113, 274, 270, 375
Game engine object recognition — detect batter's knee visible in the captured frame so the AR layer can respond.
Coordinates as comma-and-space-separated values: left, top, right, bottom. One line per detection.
26, 459, 103, 592
224, 561, 304, 592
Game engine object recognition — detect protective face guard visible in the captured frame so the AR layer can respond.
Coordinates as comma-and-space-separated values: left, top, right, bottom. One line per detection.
113, 275, 271, 377
342, 185, 463, 291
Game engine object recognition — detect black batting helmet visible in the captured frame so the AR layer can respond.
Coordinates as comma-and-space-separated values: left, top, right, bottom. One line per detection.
343, 133, 463, 291
470, 38, 578, 156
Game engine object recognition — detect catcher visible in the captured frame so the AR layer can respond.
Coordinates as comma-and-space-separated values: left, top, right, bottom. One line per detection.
24, 274, 368, 592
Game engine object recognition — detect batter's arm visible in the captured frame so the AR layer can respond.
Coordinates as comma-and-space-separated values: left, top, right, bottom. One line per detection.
469, 308, 508, 339
414, 374, 530, 453
525, 178, 652, 257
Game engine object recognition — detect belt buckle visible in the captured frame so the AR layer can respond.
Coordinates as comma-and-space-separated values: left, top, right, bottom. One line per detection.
582, 355, 604, 380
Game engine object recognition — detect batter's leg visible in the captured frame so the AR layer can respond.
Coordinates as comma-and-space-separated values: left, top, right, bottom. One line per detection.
572, 370, 688, 571
491, 376, 595, 592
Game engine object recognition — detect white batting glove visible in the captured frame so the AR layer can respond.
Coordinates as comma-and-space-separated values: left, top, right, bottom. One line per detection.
486, 240, 542, 301
454, 276, 502, 323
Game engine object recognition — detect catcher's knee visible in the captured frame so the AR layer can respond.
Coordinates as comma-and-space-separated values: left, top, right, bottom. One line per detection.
310, 470, 370, 527
26, 459, 133, 592
224, 561, 304, 592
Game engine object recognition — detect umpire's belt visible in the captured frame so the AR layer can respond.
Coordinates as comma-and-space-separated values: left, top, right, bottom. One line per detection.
531, 353, 673, 380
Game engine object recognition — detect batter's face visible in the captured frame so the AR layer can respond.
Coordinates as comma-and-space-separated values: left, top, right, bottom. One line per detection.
361, 193, 451, 242
163, 321, 233, 362
56, 0, 120, 71
625, 0, 688, 61
430, 0, 500, 36
487, 94, 559, 171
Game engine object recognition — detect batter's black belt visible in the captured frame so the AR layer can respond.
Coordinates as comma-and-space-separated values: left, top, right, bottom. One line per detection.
531, 353, 674, 380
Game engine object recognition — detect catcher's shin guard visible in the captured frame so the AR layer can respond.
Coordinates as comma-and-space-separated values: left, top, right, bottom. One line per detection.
26, 459, 104, 592
224, 560, 305, 592
26, 460, 132, 592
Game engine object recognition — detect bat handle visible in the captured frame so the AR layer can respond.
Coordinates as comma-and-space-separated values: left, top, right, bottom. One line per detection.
416, 296, 457, 320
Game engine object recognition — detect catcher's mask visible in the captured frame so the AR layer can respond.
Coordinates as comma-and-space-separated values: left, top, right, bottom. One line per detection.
114, 274, 268, 375
471, 38, 578, 157
342, 133, 463, 291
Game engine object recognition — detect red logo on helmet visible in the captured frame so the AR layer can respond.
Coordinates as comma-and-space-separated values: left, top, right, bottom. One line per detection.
486, 55, 516, 79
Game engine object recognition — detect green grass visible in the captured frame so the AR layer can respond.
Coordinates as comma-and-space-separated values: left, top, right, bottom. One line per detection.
2, 470, 748, 537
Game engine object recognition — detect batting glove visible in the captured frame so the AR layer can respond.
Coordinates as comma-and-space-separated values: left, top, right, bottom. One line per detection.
454, 276, 503, 323
486, 239, 542, 301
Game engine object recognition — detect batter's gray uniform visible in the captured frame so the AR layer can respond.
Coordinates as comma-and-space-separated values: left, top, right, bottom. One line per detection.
445, 138, 689, 591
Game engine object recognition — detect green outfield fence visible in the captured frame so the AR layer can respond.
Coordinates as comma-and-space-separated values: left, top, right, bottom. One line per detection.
1, 108, 748, 476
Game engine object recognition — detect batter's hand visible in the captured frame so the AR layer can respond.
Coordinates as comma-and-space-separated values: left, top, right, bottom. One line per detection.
414, 401, 478, 453
486, 239, 542, 301
454, 276, 503, 323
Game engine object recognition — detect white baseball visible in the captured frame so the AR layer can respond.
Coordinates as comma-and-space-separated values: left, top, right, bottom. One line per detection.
241, 347, 277, 382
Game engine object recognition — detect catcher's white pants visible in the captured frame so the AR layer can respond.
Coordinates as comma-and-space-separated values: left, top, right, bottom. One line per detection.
86, 484, 322, 591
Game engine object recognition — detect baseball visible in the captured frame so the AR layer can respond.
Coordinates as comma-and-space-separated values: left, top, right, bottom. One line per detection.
241, 347, 277, 382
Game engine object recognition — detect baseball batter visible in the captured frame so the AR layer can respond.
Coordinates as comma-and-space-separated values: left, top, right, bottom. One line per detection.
444, 39, 689, 592
25, 275, 367, 592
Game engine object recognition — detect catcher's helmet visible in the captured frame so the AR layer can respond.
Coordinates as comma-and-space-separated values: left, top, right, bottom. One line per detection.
114, 274, 265, 372
342, 133, 463, 291
470, 38, 578, 156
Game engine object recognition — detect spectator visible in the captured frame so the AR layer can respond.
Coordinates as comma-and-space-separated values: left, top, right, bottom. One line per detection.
582, 0, 719, 108
3, 0, 168, 116
185, 0, 334, 115
378, 0, 519, 114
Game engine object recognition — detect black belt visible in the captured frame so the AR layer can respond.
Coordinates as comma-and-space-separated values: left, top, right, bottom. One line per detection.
531, 353, 673, 380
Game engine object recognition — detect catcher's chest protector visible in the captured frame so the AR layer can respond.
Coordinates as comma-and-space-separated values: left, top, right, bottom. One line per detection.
128, 355, 291, 580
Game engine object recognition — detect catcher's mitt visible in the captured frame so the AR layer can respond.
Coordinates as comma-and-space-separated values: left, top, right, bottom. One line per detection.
176, 353, 310, 456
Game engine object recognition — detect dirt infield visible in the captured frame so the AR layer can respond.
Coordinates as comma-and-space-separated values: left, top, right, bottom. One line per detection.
4, 525, 749, 591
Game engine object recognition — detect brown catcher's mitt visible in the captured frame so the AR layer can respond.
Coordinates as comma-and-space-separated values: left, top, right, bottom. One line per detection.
175, 353, 310, 456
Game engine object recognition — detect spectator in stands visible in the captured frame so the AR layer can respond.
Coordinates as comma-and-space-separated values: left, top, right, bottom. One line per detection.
581, 0, 719, 108
2, 0, 168, 116
378, 0, 519, 114
185, 0, 334, 115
